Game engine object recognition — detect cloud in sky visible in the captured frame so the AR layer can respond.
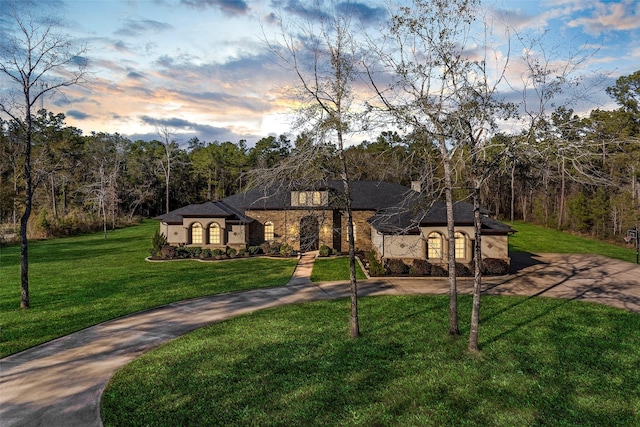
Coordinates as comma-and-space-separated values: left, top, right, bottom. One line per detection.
66, 110, 91, 120
1, 0, 638, 147
566, 1, 640, 36
115, 19, 173, 37
180, 0, 250, 15
137, 115, 255, 143
272, 0, 386, 24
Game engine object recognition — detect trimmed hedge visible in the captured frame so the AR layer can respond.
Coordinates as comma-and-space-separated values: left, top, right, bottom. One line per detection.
386, 258, 409, 275
482, 258, 510, 275
409, 259, 431, 276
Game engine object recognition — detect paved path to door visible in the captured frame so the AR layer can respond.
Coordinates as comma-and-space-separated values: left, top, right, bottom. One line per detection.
1, 252, 639, 427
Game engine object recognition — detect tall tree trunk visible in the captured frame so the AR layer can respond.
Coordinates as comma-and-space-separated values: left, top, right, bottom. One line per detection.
510, 162, 515, 223
338, 131, 360, 339
50, 174, 57, 217
443, 151, 459, 336
20, 108, 33, 309
468, 167, 483, 352
165, 158, 170, 214
558, 158, 565, 229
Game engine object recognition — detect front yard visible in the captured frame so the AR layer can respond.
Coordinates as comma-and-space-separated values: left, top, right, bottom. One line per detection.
102, 295, 640, 426
0, 221, 297, 357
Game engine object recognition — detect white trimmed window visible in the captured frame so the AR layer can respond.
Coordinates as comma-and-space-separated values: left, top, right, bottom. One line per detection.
455, 232, 466, 259
264, 221, 275, 241
427, 232, 442, 259
298, 192, 307, 205
191, 222, 203, 244
209, 223, 221, 244
312, 191, 321, 205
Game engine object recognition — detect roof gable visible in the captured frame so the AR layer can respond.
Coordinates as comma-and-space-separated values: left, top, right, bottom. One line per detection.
156, 200, 252, 224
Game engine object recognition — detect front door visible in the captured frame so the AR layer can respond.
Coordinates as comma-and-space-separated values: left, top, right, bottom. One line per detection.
300, 216, 319, 252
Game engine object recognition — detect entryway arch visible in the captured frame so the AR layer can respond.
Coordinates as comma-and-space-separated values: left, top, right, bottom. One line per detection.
300, 216, 319, 252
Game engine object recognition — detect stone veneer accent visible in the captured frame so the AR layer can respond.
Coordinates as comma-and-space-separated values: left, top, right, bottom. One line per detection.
246, 209, 376, 253
340, 210, 375, 253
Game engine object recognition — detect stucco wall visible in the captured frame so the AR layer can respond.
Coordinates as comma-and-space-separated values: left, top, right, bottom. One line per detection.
370, 225, 509, 263
481, 235, 509, 259
161, 217, 247, 248
228, 224, 247, 245
161, 223, 186, 245
420, 226, 474, 262
378, 234, 424, 260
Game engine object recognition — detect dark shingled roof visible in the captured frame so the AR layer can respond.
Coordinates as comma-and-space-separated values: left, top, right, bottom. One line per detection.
156, 200, 252, 224
368, 200, 514, 235
223, 180, 413, 211
157, 180, 513, 236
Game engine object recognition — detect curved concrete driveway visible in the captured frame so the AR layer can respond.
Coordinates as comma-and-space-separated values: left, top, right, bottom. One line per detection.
1, 252, 639, 427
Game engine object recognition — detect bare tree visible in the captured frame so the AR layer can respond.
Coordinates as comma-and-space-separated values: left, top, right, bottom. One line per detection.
156, 126, 180, 214
264, 3, 367, 337
367, 0, 483, 337
0, 0, 87, 308
367, 0, 516, 348
515, 33, 607, 222
83, 133, 124, 238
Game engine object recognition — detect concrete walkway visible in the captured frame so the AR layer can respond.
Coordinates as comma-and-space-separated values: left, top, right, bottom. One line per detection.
1, 253, 639, 426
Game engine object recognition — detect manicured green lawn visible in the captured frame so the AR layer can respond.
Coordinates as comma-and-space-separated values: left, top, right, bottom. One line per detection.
311, 256, 367, 282
509, 221, 637, 263
102, 295, 640, 427
0, 221, 297, 357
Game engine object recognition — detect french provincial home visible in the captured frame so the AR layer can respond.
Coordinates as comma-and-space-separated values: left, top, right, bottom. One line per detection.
156, 180, 513, 265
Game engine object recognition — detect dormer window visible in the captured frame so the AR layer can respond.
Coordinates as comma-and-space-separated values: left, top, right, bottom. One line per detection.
292, 190, 328, 207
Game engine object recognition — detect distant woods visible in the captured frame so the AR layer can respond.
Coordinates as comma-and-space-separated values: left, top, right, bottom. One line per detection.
1, 70, 639, 242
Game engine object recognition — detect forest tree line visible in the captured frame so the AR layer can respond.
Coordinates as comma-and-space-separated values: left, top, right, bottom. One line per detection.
1, 69, 639, 244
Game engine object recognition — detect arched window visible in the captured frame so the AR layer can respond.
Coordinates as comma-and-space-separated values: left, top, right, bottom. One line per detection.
264, 221, 274, 241
427, 232, 442, 259
209, 223, 221, 244
312, 191, 321, 205
298, 192, 307, 205
454, 232, 466, 259
191, 222, 203, 244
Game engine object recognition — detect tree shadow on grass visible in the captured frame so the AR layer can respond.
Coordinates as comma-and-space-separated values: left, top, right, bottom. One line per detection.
101, 297, 640, 426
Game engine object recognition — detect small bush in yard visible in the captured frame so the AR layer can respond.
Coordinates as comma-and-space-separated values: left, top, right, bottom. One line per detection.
160, 245, 175, 259
410, 259, 431, 276
386, 258, 409, 275
366, 250, 385, 276
319, 245, 332, 257
455, 262, 473, 277
280, 243, 294, 257
201, 249, 212, 258
175, 246, 190, 259
150, 230, 168, 257
430, 264, 447, 277
269, 242, 282, 255
226, 247, 237, 258
212, 249, 224, 257
483, 258, 510, 275
249, 246, 262, 255
190, 247, 202, 258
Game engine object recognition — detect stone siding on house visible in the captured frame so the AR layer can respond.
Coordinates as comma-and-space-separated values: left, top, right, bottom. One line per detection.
245, 209, 376, 253
245, 209, 336, 251
340, 210, 375, 253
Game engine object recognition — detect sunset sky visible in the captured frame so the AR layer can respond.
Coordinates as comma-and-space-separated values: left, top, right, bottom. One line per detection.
2, 0, 639, 146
